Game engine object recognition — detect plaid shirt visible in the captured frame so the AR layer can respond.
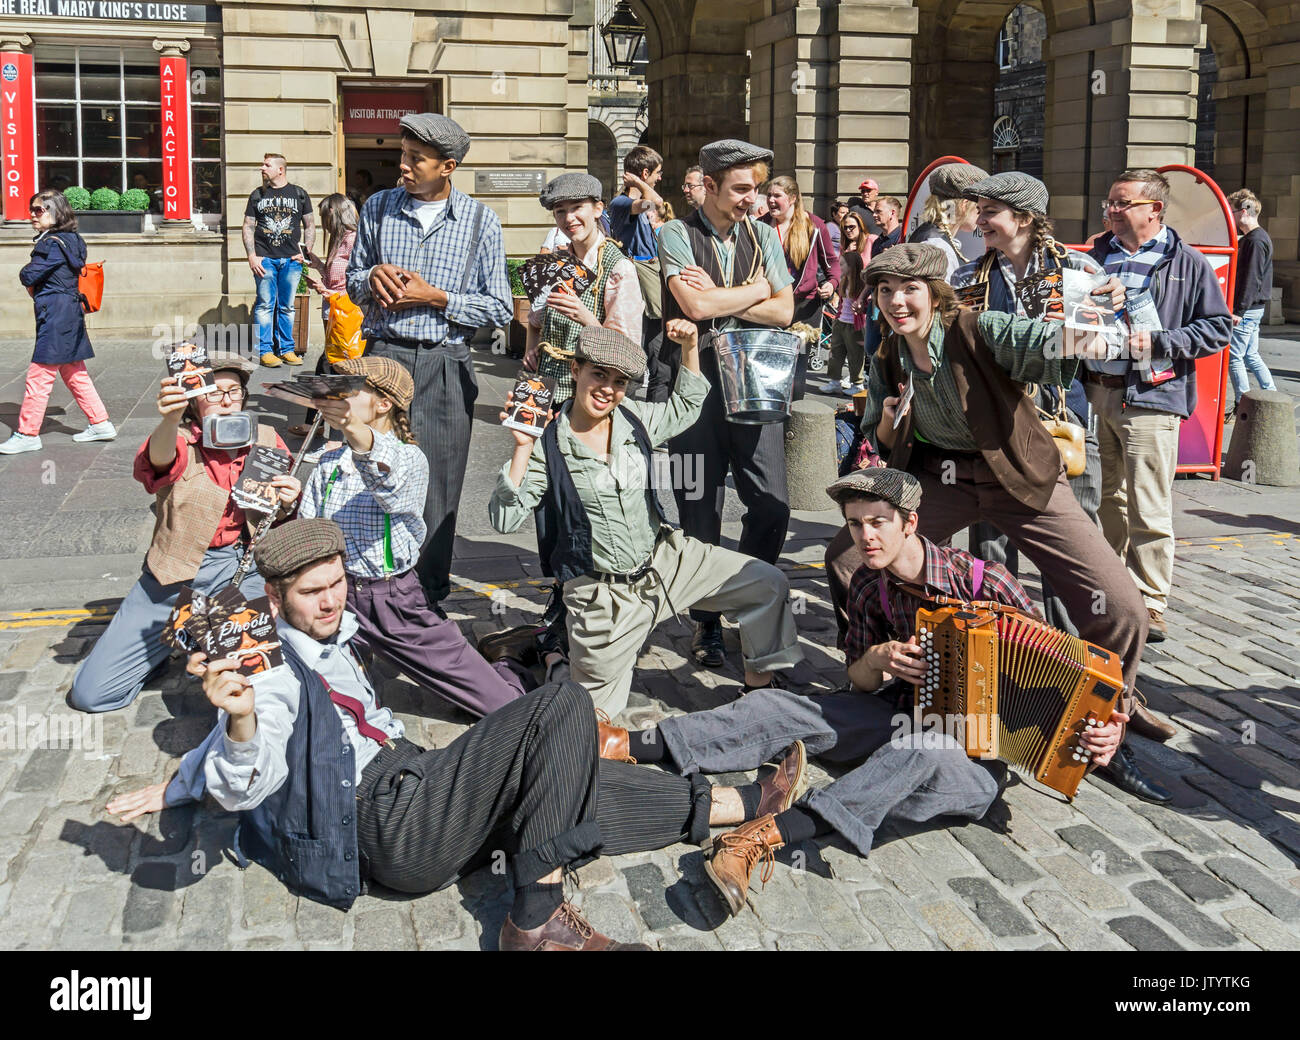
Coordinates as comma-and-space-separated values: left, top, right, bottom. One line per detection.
1087, 224, 1173, 375
844, 536, 1037, 670
345, 186, 512, 348
298, 430, 429, 579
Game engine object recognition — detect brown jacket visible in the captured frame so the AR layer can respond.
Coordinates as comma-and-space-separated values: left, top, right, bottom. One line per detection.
145, 424, 278, 587
882, 309, 1062, 511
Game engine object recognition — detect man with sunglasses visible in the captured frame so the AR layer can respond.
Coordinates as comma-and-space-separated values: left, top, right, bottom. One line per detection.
1083, 169, 1231, 644
68, 358, 301, 714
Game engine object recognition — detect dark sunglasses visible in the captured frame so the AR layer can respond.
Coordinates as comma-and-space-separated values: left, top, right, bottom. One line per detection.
29, 205, 46, 215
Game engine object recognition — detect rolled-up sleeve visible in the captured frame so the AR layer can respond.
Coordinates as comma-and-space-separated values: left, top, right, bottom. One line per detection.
489, 442, 549, 533
977, 309, 1078, 386
202, 665, 299, 812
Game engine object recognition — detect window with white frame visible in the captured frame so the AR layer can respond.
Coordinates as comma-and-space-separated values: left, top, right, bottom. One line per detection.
34, 43, 223, 218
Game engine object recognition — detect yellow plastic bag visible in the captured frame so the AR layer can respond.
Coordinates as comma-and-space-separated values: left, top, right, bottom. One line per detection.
325, 292, 366, 364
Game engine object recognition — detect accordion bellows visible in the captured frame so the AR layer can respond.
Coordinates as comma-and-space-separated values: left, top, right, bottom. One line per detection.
914, 604, 1124, 799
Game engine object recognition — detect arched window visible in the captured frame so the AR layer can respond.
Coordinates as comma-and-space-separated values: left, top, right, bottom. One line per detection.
992, 115, 1021, 172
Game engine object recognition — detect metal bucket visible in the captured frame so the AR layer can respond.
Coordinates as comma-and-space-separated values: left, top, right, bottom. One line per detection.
710, 327, 802, 424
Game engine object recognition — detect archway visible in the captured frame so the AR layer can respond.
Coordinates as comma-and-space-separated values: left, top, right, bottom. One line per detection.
587, 119, 620, 202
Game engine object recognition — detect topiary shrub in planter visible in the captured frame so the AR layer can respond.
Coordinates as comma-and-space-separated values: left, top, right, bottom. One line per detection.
506, 257, 527, 299
119, 188, 150, 211
89, 187, 122, 211
63, 186, 91, 211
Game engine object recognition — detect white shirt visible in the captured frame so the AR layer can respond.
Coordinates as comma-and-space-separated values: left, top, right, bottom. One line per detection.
407, 197, 447, 236
542, 226, 570, 252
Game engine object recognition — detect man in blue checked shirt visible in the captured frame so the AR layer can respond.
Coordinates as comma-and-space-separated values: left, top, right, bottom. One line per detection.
346, 112, 512, 608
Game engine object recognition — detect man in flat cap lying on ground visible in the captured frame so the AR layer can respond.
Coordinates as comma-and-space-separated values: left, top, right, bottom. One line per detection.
597, 467, 1130, 917
106, 518, 813, 950
655, 138, 796, 673
346, 112, 512, 613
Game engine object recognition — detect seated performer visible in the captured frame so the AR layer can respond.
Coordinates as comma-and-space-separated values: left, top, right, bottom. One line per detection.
298, 355, 530, 718
821, 244, 1167, 802
68, 358, 299, 714
489, 322, 803, 717
106, 518, 805, 950
597, 468, 1129, 917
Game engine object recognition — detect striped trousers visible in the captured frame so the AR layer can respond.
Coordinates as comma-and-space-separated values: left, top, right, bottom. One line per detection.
366, 338, 477, 604
356, 681, 710, 893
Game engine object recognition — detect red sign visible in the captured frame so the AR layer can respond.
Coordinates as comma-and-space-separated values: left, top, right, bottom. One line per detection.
159, 54, 191, 220
341, 88, 426, 135
2, 52, 36, 223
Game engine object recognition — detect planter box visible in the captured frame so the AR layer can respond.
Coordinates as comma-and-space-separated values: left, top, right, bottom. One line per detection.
292, 294, 312, 355
75, 210, 146, 235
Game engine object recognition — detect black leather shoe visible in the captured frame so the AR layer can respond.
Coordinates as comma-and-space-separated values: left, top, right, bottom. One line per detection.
1094, 744, 1172, 804
691, 619, 726, 669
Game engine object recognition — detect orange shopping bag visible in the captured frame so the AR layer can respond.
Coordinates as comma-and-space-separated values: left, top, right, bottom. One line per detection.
325, 292, 366, 363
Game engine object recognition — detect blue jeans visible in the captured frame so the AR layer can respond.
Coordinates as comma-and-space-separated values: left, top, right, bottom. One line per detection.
254, 257, 302, 356
1227, 306, 1275, 406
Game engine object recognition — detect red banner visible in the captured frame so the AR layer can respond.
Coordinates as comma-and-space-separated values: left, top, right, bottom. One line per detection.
2, 52, 36, 222
159, 54, 191, 220
341, 88, 426, 135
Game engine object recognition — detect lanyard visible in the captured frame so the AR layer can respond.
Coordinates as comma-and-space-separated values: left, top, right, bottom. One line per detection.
323, 465, 393, 575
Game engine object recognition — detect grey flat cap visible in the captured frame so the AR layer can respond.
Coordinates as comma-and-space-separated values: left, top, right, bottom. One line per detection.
963, 171, 1049, 215
398, 113, 471, 162
539, 172, 603, 210
825, 467, 923, 512
575, 326, 647, 380
863, 242, 950, 287
928, 162, 990, 201
699, 139, 774, 178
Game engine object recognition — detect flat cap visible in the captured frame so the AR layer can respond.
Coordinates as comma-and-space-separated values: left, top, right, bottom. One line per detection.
333, 356, 414, 410
398, 113, 471, 162
539, 172, 603, 211
195, 350, 255, 378
574, 326, 647, 380
254, 518, 346, 580
863, 242, 950, 287
698, 139, 774, 178
928, 162, 989, 202
963, 171, 1049, 216
825, 467, 923, 512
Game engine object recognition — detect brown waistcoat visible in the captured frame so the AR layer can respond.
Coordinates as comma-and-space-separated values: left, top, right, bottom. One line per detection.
882, 309, 1061, 512
145, 424, 278, 587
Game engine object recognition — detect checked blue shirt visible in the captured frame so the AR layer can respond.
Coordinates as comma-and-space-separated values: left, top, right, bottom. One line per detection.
346, 185, 512, 348
1087, 223, 1173, 376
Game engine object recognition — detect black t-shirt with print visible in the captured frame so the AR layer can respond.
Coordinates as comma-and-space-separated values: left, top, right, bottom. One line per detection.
244, 184, 312, 258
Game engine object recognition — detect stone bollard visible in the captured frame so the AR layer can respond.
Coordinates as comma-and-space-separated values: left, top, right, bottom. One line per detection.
784, 398, 840, 511
1223, 389, 1300, 486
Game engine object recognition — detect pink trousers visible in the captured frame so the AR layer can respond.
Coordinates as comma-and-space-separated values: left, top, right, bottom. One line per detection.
18, 361, 109, 436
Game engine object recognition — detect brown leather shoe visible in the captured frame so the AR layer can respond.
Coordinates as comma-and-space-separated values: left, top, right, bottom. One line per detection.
1128, 701, 1177, 743
704, 814, 784, 917
477, 624, 543, 668
499, 901, 650, 950
756, 741, 807, 817
595, 709, 635, 763
1146, 608, 1168, 643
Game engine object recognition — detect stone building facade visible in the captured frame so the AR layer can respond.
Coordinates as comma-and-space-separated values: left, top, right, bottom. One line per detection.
3, 0, 1298, 336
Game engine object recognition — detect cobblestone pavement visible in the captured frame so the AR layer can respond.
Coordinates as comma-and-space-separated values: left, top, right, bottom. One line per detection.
2, 527, 1300, 951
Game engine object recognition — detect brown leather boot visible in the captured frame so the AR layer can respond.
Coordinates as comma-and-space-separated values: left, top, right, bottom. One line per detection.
499, 901, 651, 951
477, 624, 544, 668
704, 814, 784, 917
1128, 701, 1177, 743
756, 741, 807, 817
595, 709, 635, 764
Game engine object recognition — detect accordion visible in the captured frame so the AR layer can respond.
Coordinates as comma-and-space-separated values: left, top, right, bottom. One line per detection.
913, 603, 1124, 799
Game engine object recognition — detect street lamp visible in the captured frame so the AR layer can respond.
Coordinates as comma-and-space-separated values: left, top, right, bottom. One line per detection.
601, 1, 646, 74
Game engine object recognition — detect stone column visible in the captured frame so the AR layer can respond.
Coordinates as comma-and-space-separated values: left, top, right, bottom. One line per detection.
1045, 3, 1201, 244
1260, 33, 1300, 317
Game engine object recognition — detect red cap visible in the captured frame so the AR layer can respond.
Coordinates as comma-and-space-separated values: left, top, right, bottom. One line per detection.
859, 178, 879, 192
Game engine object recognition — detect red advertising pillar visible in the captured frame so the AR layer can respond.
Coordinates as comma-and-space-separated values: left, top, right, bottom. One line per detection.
156, 41, 191, 222
1, 41, 36, 223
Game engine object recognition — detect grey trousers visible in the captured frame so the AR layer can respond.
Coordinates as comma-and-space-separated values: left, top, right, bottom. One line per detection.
656, 687, 997, 858
68, 544, 265, 714
367, 339, 477, 604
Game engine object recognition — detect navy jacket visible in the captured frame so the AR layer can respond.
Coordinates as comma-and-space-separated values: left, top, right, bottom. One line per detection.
235, 646, 364, 910
19, 231, 94, 366
1087, 228, 1231, 418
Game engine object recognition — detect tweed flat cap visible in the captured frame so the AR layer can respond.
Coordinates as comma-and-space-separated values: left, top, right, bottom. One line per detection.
255, 518, 346, 580
398, 113, 471, 162
863, 242, 950, 287
574, 326, 647, 380
963, 171, 1049, 215
333, 356, 414, 410
204, 352, 256, 377
826, 467, 923, 512
539, 172, 603, 210
928, 162, 990, 201
699, 139, 774, 178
